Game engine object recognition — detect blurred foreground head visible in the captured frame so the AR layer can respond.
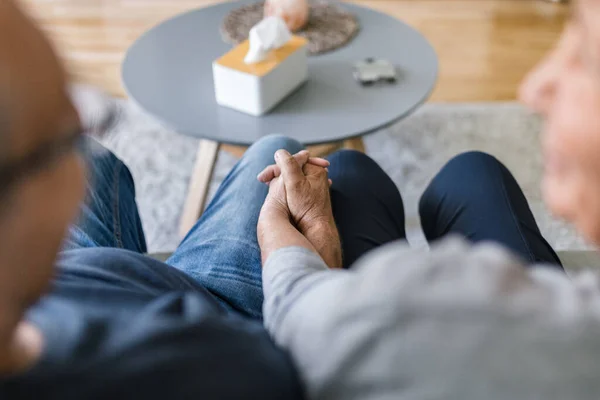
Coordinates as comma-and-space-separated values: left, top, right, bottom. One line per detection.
0, 0, 85, 373
520, 0, 600, 245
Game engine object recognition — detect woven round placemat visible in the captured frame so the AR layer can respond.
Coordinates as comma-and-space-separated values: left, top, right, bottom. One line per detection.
221, 1, 360, 55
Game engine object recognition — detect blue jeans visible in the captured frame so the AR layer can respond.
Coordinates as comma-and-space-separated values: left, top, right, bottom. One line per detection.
65, 137, 561, 321
65, 136, 303, 320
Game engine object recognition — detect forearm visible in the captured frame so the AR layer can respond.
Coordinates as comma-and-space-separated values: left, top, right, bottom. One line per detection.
257, 210, 319, 265
261, 246, 350, 399
302, 220, 342, 269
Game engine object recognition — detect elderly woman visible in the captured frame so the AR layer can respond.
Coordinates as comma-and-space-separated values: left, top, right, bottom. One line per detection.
256, 0, 600, 398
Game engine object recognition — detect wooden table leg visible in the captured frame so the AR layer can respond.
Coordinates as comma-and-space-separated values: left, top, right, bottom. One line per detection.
179, 139, 220, 238
343, 137, 366, 153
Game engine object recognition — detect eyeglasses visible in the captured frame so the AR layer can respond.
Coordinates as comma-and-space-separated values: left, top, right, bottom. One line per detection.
0, 101, 117, 199
0, 129, 85, 199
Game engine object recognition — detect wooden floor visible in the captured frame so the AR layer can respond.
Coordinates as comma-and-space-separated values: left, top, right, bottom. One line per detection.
20, 0, 567, 102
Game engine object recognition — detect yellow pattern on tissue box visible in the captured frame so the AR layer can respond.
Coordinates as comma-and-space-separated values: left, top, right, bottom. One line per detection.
215, 36, 307, 76
213, 36, 308, 116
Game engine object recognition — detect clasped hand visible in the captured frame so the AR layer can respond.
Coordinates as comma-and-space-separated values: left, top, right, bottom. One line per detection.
257, 149, 342, 268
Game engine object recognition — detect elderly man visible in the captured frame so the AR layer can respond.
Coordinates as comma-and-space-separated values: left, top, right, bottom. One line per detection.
0, 1, 328, 398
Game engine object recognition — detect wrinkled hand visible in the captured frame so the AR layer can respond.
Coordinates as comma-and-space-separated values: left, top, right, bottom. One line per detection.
258, 150, 332, 187
258, 149, 342, 268
260, 149, 334, 233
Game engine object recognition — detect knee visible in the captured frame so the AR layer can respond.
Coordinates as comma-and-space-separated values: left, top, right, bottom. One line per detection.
441, 151, 502, 177
328, 150, 380, 174
328, 150, 399, 194
420, 151, 504, 211
432, 151, 506, 188
248, 135, 303, 157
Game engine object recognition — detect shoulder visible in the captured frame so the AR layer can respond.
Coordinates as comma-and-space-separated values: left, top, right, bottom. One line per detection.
296, 239, 600, 399
7, 304, 303, 400
292, 236, 600, 364
350, 236, 573, 307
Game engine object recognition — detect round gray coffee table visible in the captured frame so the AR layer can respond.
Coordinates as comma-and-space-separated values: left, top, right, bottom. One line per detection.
122, 1, 437, 235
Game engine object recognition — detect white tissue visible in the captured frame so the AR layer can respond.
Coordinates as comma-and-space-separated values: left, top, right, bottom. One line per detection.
244, 16, 293, 64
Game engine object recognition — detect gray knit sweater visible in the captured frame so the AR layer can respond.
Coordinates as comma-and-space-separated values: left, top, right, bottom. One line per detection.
262, 237, 600, 400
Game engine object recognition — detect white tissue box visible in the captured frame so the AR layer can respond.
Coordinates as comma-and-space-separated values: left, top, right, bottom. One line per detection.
213, 36, 308, 116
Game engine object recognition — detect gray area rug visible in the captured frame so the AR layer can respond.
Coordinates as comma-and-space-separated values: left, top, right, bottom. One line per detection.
72, 87, 592, 254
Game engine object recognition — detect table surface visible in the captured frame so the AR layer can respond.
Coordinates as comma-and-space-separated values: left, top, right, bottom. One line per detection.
122, 1, 438, 146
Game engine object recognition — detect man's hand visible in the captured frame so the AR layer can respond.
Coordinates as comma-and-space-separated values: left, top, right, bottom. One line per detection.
258, 150, 342, 268
272, 150, 333, 232
257, 150, 332, 186
257, 150, 329, 224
